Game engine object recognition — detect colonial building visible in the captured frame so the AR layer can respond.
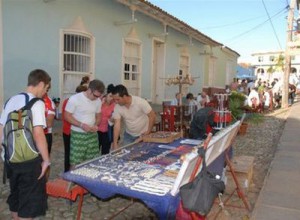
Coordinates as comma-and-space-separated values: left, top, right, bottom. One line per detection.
251, 50, 300, 82
0, 0, 239, 108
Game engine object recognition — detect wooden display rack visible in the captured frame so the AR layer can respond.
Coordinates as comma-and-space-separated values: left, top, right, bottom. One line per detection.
142, 131, 181, 143
225, 155, 254, 193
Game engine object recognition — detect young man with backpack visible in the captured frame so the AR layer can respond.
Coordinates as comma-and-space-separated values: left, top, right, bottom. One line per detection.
0, 69, 51, 220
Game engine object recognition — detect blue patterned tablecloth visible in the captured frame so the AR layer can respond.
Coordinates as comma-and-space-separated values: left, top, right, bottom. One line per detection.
63, 139, 194, 219
62, 138, 227, 219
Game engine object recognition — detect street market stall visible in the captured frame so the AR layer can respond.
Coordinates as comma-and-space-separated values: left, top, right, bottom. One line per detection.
63, 121, 241, 219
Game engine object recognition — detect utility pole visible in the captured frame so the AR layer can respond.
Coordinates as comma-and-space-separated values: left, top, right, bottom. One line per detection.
283, 0, 296, 108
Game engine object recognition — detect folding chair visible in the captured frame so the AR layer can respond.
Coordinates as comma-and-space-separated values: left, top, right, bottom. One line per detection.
46, 178, 88, 220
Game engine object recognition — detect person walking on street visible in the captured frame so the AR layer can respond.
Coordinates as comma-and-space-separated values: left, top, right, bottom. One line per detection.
0, 69, 51, 220
64, 79, 105, 168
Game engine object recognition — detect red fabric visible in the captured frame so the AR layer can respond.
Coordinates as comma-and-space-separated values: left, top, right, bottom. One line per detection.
43, 94, 55, 134
62, 98, 71, 135
98, 102, 115, 132
214, 112, 232, 123
206, 124, 213, 134
175, 201, 205, 220
161, 106, 176, 131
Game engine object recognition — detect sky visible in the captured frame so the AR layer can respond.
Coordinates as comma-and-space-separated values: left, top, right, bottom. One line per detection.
147, 0, 292, 63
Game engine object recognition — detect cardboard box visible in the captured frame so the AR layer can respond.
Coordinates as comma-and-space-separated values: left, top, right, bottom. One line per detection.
225, 156, 254, 193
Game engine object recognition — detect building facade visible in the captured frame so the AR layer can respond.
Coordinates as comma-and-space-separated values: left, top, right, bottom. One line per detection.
0, 0, 239, 108
252, 50, 300, 82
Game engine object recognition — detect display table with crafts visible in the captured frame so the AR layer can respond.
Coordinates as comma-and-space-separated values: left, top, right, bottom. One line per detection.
63, 121, 241, 219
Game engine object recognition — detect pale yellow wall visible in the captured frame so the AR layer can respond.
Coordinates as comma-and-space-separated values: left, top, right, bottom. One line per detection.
206, 46, 238, 88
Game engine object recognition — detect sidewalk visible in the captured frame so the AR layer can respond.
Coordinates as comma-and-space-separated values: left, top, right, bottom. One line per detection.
251, 101, 300, 219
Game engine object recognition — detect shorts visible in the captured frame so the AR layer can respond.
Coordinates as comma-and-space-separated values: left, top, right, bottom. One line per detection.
70, 130, 100, 165
7, 156, 47, 218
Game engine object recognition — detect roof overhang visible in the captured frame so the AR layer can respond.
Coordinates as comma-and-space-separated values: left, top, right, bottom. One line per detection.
116, 0, 222, 47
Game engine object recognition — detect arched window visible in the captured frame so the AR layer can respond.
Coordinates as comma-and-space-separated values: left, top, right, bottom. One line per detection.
60, 17, 95, 101
257, 68, 264, 74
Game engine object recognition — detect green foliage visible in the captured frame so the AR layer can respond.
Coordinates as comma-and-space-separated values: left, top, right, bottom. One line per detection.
228, 91, 264, 124
244, 112, 264, 124
229, 91, 246, 120
274, 54, 284, 71
267, 66, 274, 73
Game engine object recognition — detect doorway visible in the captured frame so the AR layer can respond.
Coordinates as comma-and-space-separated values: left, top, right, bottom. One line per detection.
152, 39, 165, 104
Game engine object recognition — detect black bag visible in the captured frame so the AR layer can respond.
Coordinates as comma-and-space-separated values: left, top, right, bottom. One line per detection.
179, 149, 225, 216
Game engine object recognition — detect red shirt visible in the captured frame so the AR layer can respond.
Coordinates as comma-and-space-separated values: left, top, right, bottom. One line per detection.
62, 98, 71, 135
43, 94, 55, 134
98, 101, 115, 132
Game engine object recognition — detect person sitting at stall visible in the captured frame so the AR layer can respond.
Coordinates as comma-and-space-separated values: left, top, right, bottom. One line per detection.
170, 92, 181, 106
196, 91, 210, 109
186, 93, 198, 116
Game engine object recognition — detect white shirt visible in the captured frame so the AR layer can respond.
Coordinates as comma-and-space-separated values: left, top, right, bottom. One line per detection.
65, 92, 102, 132
187, 99, 198, 115
289, 73, 298, 86
247, 90, 260, 107
263, 91, 270, 107
170, 98, 178, 106
196, 95, 210, 109
0, 93, 46, 161
0, 93, 46, 129
272, 81, 282, 94
113, 96, 152, 137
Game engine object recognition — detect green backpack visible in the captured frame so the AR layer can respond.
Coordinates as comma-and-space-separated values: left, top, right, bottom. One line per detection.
2, 93, 41, 163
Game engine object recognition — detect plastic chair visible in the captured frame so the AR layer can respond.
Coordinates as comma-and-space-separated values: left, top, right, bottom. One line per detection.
46, 178, 88, 220
161, 105, 176, 131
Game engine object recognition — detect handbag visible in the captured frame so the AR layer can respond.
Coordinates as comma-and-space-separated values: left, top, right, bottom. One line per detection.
179, 149, 225, 216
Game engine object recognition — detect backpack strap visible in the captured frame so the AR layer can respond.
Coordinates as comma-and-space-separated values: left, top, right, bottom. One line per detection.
4, 92, 30, 110
21, 97, 42, 111
20, 92, 30, 105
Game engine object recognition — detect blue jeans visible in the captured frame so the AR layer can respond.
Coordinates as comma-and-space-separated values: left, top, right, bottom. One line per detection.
122, 131, 139, 146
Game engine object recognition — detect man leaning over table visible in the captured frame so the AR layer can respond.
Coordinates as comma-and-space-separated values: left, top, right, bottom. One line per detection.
111, 84, 156, 149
